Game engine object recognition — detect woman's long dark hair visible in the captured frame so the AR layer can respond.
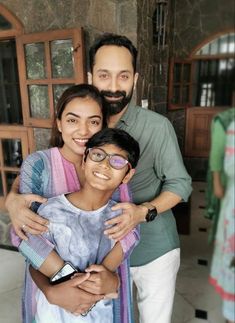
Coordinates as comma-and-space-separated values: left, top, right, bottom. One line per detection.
50, 84, 106, 147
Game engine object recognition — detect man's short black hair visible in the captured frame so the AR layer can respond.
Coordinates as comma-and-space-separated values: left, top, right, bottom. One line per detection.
89, 33, 138, 73
85, 128, 140, 169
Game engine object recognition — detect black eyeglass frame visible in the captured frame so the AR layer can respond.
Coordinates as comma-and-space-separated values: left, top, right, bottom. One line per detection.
86, 147, 132, 170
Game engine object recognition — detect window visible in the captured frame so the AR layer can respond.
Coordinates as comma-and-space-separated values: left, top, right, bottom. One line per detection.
16, 28, 85, 128
0, 39, 22, 124
168, 31, 235, 110
153, 0, 168, 49
168, 60, 191, 109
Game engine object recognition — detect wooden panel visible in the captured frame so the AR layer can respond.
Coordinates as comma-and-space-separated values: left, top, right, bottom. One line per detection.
185, 107, 225, 157
0, 126, 32, 209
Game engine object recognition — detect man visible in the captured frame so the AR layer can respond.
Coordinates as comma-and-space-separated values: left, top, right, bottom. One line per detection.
88, 34, 192, 323
6, 33, 192, 323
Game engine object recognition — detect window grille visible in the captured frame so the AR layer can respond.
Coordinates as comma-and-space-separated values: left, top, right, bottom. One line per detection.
153, 0, 168, 50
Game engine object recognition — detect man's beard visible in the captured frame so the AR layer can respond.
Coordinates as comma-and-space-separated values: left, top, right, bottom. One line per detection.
100, 87, 134, 117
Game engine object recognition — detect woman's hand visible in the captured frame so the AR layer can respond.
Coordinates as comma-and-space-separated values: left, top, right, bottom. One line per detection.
5, 190, 48, 240
78, 264, 119, 295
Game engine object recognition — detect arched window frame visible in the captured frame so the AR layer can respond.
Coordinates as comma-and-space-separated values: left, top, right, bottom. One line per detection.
0, 4, 24, 38
168, 28, 235, 110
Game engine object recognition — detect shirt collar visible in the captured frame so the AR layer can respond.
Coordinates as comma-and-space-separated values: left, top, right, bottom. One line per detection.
117, 103, 137, 127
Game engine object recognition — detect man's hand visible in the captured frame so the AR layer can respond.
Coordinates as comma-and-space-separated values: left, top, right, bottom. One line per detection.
47, 274, 104, 314
79, 264, 120, 295
30, 267, 104, 315
5, 190, 48, 240
104, 202, 146, 240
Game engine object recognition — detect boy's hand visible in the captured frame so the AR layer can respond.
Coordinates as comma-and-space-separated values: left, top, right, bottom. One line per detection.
5, 191, 48, 240
79, 264, 119, 295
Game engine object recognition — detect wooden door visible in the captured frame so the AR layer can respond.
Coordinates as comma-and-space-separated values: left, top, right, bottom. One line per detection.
185, 107, 225, 157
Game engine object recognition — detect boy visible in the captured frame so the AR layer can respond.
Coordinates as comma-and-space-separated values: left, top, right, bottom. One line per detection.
32, 128, 140, 323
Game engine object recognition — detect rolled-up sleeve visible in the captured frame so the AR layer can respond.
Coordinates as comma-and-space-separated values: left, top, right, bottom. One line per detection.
155, 119, 192, 202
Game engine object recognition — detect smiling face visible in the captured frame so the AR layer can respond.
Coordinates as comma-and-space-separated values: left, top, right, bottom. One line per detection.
57, 96, 103, 161
83, 143, 135, 193
89, 45, 138, 118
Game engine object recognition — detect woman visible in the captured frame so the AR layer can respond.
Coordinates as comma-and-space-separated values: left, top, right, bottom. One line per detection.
209, 118, 235, 323
11, 84, 139, 323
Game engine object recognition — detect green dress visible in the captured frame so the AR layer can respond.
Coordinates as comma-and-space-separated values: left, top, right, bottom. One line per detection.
205, 108, 235, 242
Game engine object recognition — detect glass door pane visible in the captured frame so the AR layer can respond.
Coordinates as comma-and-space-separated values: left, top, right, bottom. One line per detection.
51, 39, 74, 78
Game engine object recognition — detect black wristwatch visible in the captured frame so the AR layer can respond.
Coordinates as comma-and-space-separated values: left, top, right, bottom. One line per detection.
142, 202, 158, 222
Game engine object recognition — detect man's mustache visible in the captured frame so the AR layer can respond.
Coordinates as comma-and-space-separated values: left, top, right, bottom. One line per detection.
100, 90, 126, 98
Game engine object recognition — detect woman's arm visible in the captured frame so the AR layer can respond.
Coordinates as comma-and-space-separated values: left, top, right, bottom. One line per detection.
212, 171, 224, 199
6, 177, 48, 240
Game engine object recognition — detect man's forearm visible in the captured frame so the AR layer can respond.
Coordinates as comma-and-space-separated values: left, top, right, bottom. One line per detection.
150, 191, 182, 214
29, 266, 52, 299
5, 176, 20, 210
137, 191, 182, 223
10, 176, 19, 193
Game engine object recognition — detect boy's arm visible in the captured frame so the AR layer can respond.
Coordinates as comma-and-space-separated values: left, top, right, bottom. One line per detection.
39, 249, 65, 277
102, 241, 123, 272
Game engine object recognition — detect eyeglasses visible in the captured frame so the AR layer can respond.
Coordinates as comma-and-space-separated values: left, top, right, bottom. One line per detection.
87, 147, 131, 170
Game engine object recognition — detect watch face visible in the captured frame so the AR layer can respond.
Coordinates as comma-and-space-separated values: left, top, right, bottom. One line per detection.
146, 208, 158, 222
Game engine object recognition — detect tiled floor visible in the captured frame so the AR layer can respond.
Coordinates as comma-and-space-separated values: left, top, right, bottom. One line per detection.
0, 182, 225, 323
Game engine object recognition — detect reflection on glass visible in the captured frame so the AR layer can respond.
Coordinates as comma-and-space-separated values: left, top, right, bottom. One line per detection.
228, 33, 235, 53
6, 172, 18, 193
174, 63, 181, 83
25, 43, 46, 79
0, 14, 12, 30
53, 84, 74, 107
0, 40, 23, 124
173, 86, 180, 104
210, 39, 218, 55
196, 32, 235, 56
182, 86, 189, 104
183, 64, 190, 82
2, 139, 23, 167
51, 39, 74, 78
33, 128, 51, 151
28, 85, 49, 118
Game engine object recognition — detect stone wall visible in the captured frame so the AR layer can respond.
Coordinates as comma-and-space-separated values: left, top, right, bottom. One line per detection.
136, 0, 171, 115
0, 0, 138, 68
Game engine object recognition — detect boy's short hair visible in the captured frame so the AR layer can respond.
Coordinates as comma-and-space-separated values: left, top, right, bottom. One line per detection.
85, 128, 140, 169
